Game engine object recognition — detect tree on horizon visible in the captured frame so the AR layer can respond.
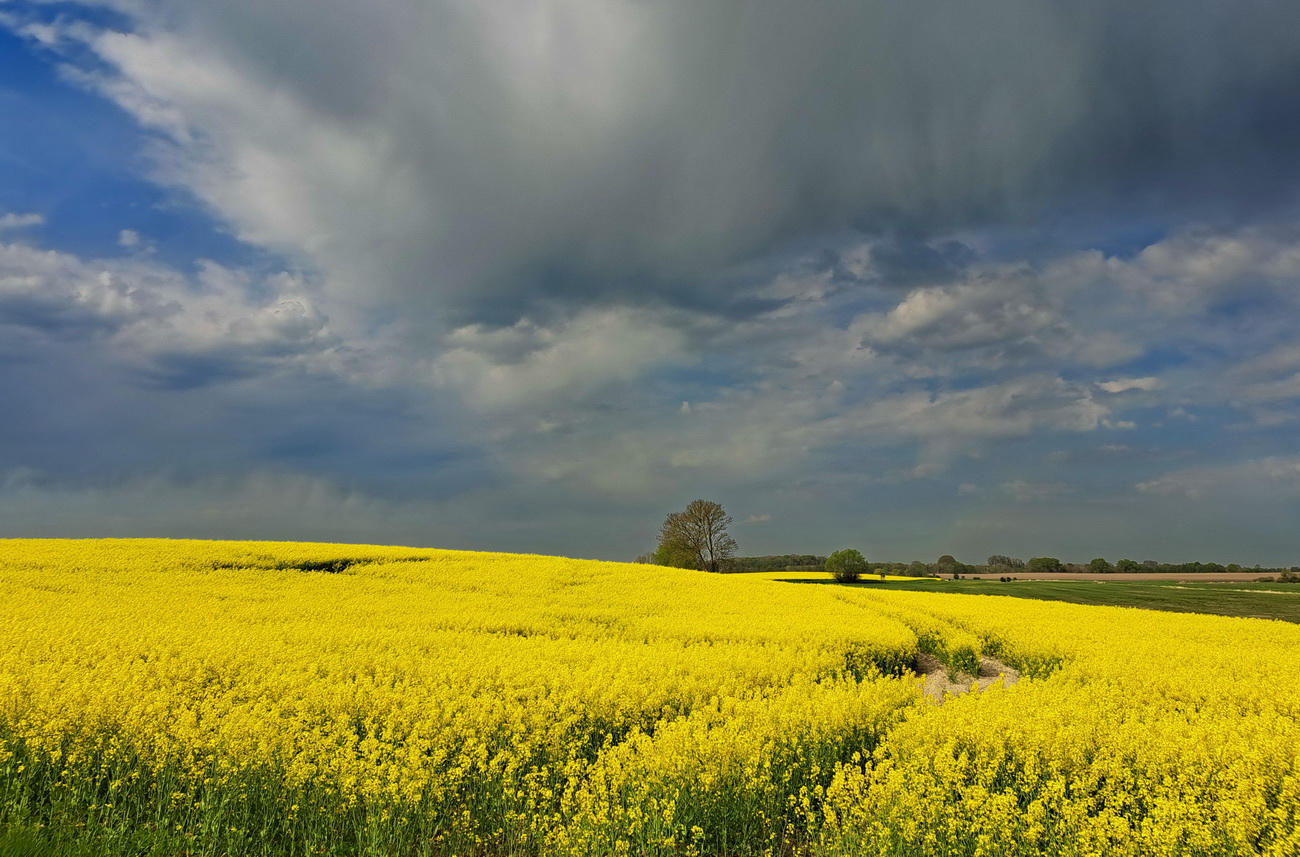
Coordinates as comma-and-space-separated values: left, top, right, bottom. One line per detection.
657, 500, 738, 573
826, 548, 868, 583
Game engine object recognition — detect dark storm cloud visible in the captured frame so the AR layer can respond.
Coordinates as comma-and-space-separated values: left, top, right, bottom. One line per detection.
867, 232, 979, 289
1067, 5, 1300, 217
25, 0, 1299, 327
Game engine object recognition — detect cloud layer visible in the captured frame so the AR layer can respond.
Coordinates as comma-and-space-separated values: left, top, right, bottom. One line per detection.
3, 1, 1300, 563
16, 0, 1300, 320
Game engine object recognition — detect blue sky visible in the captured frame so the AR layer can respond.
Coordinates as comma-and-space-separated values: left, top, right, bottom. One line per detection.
3, 0, 1300, 565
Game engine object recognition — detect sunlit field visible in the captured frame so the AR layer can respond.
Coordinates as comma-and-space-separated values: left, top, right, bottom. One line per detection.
1, 539, 1298, 856
856, 577, 1300, 625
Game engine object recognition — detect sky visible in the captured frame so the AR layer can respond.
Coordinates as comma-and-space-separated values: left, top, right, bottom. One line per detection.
3, 1, 1300, 565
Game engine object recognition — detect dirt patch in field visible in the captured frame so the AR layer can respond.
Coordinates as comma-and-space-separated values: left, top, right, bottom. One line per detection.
914, 652, 1020, 703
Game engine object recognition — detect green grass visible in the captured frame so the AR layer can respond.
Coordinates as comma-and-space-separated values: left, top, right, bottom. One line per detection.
799, 578, 1300, 623
0, 827, 186, 857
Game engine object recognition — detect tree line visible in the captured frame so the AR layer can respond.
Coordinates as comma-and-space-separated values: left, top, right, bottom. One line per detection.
984, 555, 1300, 576
636, 500, 1298, 580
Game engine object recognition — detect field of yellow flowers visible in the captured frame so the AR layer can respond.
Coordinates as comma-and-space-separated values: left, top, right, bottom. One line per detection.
0, 539, 1297, 856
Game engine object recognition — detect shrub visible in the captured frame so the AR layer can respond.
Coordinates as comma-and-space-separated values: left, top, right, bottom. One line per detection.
826, 549, 868, 583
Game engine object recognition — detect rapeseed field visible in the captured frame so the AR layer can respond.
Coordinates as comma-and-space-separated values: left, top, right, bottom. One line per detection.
0, 539, 1296, 856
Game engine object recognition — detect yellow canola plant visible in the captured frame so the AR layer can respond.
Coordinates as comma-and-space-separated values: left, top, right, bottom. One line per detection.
0, 539, 1296, 857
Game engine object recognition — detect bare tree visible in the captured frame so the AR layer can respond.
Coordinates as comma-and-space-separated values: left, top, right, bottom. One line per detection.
658, 500, 738, 573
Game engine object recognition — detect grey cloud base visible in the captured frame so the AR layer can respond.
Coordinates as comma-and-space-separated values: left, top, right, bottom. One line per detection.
35, 0, 1300, 322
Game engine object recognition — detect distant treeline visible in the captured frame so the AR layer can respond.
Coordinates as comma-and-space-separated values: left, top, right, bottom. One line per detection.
725, 556, 935, 575
983, 555, 1300, 576
727, 555, 826, 573
638, 500, 1298, 577
640, 551, 1299, 579
720, 555, 1300, 578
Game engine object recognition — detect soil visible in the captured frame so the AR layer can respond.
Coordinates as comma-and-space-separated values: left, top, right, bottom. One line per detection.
914, 652, 1020, 703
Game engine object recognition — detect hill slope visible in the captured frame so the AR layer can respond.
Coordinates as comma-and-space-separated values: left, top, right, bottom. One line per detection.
0, 539, 1297, 856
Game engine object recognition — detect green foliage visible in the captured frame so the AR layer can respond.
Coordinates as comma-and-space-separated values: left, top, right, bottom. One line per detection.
0, 827, 185, 857
875, 578, 1300, 623
1088, 557, 1113, 573
658, 500, 738, 573
1027, 557, 1063, 573
728, 555, 826, 573
825, 549, 868, 583
0, 830, 59, 857
652, 542, 697, 569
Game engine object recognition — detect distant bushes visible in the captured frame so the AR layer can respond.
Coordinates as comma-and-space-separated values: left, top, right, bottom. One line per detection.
726, 554, 827, 573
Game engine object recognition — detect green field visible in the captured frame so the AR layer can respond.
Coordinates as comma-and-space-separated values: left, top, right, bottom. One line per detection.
773, 576, 1300, 624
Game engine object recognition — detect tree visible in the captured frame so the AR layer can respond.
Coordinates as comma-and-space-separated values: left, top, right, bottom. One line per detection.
826, 549, 868, 583
1088, 557, 1113, 573
935, 554, 966, 578
651, 542, 696, 569
1115, 558, 1141, 572
658, 500, 738, 573
1027, 557, 1063, 573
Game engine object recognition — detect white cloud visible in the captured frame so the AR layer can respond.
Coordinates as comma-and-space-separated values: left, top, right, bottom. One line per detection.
1136, 229, 1300, 294
1001, 480, 1074, 502
866, 267, 1058, 350
848, 258, 1141, 371
501, 371, 1113, 497
1097, 377, 1162, 393
1066, 225, 1300, 315
1136, 456, 1300, 499
430, 307, 695, 408
118, 229, 141, 248
884, 376, 1109, 441
0, 238, 340, 384
0, 213, 44, 230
